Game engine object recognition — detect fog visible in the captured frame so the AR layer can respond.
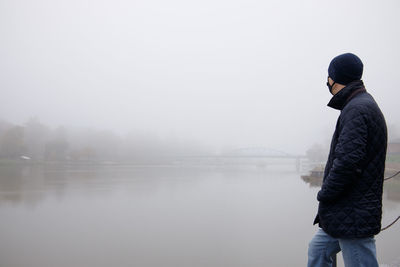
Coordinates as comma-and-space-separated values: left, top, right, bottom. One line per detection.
1, 0, 400, 154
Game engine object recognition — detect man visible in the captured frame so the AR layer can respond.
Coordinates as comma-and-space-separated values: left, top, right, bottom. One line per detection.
308, 53, 387, 267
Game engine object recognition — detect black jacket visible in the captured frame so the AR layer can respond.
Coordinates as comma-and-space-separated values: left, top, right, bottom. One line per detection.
314, 80, 387, 238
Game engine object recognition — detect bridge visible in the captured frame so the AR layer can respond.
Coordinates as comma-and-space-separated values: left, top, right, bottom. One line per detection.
219, 147, 305, 159
179, 147, 307, 171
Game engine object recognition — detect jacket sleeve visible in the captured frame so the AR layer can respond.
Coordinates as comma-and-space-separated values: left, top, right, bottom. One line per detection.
317, 107, 368, 203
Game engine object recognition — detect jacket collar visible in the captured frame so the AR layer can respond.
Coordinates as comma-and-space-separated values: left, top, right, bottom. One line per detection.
327, 80, 366, 110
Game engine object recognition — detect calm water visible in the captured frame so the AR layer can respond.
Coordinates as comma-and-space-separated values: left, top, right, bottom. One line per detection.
0, 163, 399, 267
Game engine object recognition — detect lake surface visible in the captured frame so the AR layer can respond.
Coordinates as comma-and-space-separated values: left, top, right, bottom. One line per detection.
0, 163, 399, 267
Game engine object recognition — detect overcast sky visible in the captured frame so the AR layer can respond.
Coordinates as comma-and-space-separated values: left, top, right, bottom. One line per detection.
1, 0, 399, 153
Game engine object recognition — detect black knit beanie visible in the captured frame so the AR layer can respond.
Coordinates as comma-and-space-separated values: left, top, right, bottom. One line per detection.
328, 53, 363, 85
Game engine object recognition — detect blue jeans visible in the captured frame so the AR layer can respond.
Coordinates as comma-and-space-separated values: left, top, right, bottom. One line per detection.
308, 228, 378, 267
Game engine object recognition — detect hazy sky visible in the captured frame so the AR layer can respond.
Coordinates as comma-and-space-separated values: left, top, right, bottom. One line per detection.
1, 0, 399, 153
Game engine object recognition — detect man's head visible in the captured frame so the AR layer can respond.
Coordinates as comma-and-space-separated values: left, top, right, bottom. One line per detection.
327, 53, 363, 95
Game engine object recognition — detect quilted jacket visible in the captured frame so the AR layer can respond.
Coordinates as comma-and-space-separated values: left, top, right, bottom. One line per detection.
313, 80, 387, 238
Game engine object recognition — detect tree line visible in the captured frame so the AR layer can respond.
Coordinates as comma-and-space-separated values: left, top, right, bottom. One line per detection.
0, 118, 209, 163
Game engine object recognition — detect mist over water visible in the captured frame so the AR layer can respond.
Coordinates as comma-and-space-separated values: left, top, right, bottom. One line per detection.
1, 0, 400, 153
0, 164, 399, 267
1, 0, 400, 266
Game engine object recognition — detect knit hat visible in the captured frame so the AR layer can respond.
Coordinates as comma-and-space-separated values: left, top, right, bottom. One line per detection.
328, 53, 363, 85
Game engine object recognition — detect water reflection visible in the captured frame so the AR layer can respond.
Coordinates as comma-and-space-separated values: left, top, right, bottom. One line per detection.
0, 164, 222, 206
2, 163, 399, 205
0, 164, 399, 267
0, 165, 43, 205
385, 178, 400, 202
0, 164, 97, 206
0, 164, 314, 267
300, 169, 400, 203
